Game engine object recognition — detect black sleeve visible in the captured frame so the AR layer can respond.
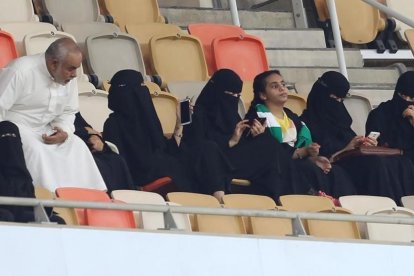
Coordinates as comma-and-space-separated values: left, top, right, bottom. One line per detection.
74, 112, 90, 143
103, 118, 125, 155
366, 108, 387, 146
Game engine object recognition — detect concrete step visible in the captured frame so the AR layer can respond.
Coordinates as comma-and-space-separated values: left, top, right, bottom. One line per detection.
351, 89, 394, 108
267, 49, 363, 68
160, 7, 294, 29
279, 67, 399, 95
246, 28, 326, 49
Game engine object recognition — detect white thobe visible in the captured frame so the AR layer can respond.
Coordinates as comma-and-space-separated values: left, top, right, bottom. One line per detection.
0, 54, 107, 192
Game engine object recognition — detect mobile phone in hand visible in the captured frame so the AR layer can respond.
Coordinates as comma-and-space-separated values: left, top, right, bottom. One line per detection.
180, 99, 192, 125
367, 131, 380, 140
249, 117, 266, 126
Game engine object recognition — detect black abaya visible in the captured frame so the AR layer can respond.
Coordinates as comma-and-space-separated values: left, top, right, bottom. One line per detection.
74, 112, 134, 193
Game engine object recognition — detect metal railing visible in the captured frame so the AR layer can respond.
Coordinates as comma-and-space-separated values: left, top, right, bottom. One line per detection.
1, 196, 414, 238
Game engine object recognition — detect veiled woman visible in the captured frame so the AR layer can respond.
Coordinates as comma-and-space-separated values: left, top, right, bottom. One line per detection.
301, 71, 414, 202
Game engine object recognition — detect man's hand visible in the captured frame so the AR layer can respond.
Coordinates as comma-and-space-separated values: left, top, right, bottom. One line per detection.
88, 134, 104, 152
42, 127, 68, 144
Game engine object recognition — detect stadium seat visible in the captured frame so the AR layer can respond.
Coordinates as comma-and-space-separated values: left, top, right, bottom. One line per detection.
85, 32, 147, 89
97, 0, 166, 32
55, 187, 112, 225
165, 202, 192, 232
166, 80, 207, 102
167, 192, 246, 234
125, 23, 183, 75
405, 29, 414, 56
386, 0, 414, 42
187, 23, 245, 75
149, 32, 209, 87
339, 195, 397, 238
0, 0, 39, 22
343, 95, 372, 136
111, 190, 191, 231
0, 22, 56, 56
307, 207, 361, 239
241, 80, 254, 111
279, 194, 335, 212
222, 194, 292, 236
85, 200, 136, 229
38, 0, 104, 29
401, 195, 414, 211
0, 31, 18, 68
145, 82, 178, 137
285, 93, 307, 115
78, 90, 110, 132
366, 207, 414, 242
212, 34, 269, 81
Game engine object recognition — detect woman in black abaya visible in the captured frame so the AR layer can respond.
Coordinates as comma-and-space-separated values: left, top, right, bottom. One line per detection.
301, 71, 414, 202
102, 70, 193, 192
0, 121, 34, 222
366, 71, 414, 197
74, 112, 134, 193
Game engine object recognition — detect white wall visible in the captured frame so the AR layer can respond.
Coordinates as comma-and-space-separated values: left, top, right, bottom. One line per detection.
0, 223, 412, 276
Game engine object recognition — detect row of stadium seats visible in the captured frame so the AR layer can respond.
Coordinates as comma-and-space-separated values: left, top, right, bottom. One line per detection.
34, 187, 414, 243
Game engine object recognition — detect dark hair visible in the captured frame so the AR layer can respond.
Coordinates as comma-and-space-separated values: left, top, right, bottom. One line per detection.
247, 70, 282, 114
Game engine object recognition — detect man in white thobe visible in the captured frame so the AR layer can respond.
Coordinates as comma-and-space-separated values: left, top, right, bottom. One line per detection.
0, 37, 106, 192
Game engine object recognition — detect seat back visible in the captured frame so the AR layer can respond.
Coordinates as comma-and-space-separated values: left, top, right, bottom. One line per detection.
86, 32, 146, 86
188, 23, 245, 75
222, 194, 292, 236
0, 0, 38, 22
166, 202, 192, 232
85, 200, 136, 229
241, 80, 254, 111
55, 187, 111, 225
339, 195, 397, 238
42, 0, 101, 27
99, 0, 165, 31
0, 31, 18, 68
401, 195, 414, 211
335, 0, 384, 44
78, 90, 110, 132
279, 195, 335, 212
343, 95, 372, 136
111, 190, 165, 230
212, 34, 269, 81
166, 80, 207, 102
405, 29, 414, 55
387, 0, 414, 42
145, 83, 178, 137
149, 33, 209, 86
366, 207, 414, 242
125, 23, 182, 75
285, 93, 307, 115
167, 192, 246, 234
307, 207, 361, 239
0, 22, 57, 56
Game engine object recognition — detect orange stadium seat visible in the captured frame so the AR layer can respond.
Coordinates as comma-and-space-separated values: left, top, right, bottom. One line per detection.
55, 187, 111, 225
0, 31, 18, 68
149, 32, 209, 87
405, 29, 414, 56
188, 23, 245, 75
125, 23, 183, 75
212, 34, 269, 81
97, 0, 166, 32
285, 93, 307, 116
85, 200, 136, 229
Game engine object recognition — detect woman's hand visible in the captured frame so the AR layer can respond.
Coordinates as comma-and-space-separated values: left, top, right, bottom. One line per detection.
229, 120, 250, 147
345, 136, 364, 151
306, 142, 320, 157
309, 156, 332, 174
363, 136, 378, 147
249, 118, 267, 137
403, 105, 414, 126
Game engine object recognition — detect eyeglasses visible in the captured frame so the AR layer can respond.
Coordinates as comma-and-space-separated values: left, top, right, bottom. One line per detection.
398, 93, 414, 102
224, 91, 241, 98
329, 94, 345, 102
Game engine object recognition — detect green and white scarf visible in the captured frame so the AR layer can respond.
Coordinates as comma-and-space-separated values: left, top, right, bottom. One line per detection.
255, 104, 312, 148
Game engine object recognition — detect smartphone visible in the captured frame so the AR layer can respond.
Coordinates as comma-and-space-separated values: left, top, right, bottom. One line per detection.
249, 117, 267, 126
367, 131, 380, 140
180, 99, 192, 125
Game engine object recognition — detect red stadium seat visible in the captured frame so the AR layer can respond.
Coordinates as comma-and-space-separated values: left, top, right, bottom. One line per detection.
0, 31, 18, 68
